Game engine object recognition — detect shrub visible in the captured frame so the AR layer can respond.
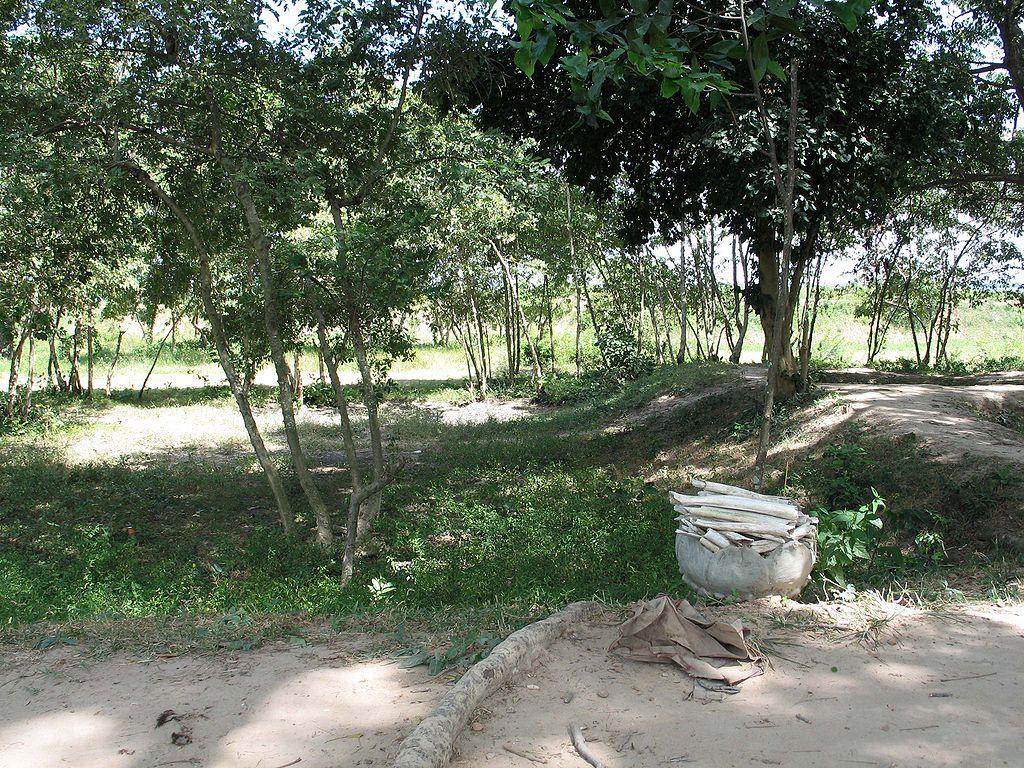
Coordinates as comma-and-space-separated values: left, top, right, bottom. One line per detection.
814, 489, 885, 587
535, 372, 614, 406
595, 322, 653, 381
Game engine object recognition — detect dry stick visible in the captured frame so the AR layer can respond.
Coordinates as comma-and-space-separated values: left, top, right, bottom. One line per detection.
137, 323, 174, 401
938, 671, 997, 682
502, 744, 548, 764
567, 724, 607, 768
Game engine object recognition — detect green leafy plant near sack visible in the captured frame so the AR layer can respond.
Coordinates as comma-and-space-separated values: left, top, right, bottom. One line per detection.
814, 489, 886, 587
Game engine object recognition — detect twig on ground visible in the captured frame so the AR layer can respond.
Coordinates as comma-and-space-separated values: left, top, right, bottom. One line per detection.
568, 724, 608, 768
939, 671, 997, 682
502, 744, 548, 764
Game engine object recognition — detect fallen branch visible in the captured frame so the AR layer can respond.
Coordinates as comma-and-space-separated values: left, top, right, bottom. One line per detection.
568, 724, 607, 768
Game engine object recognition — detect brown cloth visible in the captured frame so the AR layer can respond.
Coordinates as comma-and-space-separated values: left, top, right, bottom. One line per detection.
609, 595, 763, 686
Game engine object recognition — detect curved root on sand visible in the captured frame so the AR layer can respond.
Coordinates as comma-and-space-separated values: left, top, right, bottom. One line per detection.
391, 600, 602, 768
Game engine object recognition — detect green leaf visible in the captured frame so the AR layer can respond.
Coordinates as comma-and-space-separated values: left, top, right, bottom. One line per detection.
515, 45, 536, 78
537, 30, 557, 66
766, 58, 786, 81
660, 78, 680, 98
751, 35, 769, 83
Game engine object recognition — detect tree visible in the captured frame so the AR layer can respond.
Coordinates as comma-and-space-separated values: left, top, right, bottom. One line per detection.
474, 0, 1003, 395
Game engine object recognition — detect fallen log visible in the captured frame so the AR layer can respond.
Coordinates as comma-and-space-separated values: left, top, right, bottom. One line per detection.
391, 601, 601, 768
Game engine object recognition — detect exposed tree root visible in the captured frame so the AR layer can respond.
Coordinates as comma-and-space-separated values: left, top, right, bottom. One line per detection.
391, 600, 602, 768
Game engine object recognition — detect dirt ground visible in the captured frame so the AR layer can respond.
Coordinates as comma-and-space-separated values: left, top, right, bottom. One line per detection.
453, 605, 1024, 768
3, 605, 1021, 768
0, 635, 452, 768
807, 370, 1024, 469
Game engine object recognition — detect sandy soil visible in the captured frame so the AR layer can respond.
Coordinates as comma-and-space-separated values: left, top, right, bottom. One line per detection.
452, 605, 1024, 768
6, 606, 1018, 768
0, 637, 452, 768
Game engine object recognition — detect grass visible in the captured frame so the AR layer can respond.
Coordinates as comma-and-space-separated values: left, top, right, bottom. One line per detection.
2, 351, 1023, 652
2, 364, 738, 640
5, 290, 1024, 389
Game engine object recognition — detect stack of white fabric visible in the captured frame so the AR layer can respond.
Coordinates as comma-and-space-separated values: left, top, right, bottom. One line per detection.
672, 479, 817, 557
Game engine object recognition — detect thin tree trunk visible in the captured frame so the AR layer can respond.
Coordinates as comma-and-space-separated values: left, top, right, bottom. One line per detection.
293, 348, 304, 408
545, 274, 556, 368
750, 45, 801, 490
349, 318, 387, 538
138, 322, 174, 400
567, 189, 583, 374
113, 153, 296, 535
677, 241, 689, 364
105, 328, 125, 396
5, 327, 28, 418
212, 113, 333, 546
314, 309, 364, 583
86, 322, 94, 399
489, 239, 543, 383
22, 334, 35, 417
69, 320, 82, 395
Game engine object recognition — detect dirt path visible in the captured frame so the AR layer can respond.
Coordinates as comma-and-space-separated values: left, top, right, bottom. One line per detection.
820, 377, 1024, 468
3, 607, 1020, 768
452, 605, 1024, 768
0, 638, 452, 768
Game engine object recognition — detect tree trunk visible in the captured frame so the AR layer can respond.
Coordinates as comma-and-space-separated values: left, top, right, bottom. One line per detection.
314, 309, 365, 583
292, 348, 304, 408
105, 328, 125, 396
213, 122, 333, 546
22, 334, 35, 417
489, 240, 542, 383
138, 322, 173, 400
754, 244, 800, 397
48, 311, 67, 392
86, 322, 94, 399
750, 48, 801, 490
349, 318, 387, 539
69, 320, 83, 395
114, 154, 296, 535
5, 327, 28, 418
676, 241, 689, 364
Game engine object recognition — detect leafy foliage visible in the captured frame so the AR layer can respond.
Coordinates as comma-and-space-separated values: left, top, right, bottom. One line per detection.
814, 489, 886, 587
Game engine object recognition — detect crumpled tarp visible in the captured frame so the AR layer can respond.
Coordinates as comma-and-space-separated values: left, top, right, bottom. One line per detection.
609, 595, 763, 687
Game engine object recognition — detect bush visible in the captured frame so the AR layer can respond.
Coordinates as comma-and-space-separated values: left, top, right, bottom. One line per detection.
595, 322, 653, 381
535, 372, 615, 406
873, 355, 1024, 377
814, 489, 886, 587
